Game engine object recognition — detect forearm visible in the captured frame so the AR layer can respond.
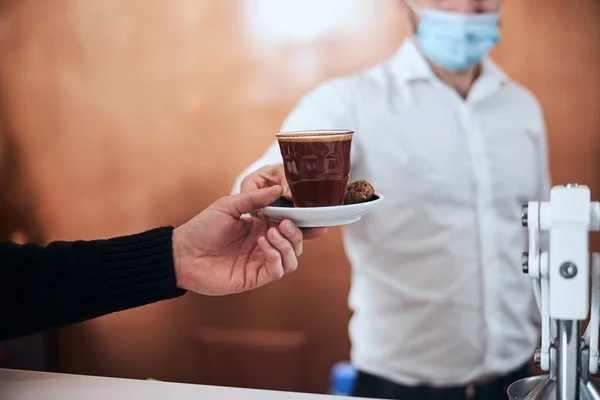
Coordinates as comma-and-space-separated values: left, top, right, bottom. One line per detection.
0, 227, 185, 341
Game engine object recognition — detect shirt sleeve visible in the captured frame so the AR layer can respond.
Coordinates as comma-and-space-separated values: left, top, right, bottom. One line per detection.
0, 227, 186, 341
231, 80, 359, 194
534, 100, 551, 251
527, 98, 552, 329
536, 110, 552, 202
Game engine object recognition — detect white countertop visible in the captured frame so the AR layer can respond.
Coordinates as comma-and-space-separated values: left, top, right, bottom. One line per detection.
0, 368, 369, 400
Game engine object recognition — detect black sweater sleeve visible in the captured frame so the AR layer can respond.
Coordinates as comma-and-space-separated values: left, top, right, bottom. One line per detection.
0, 226, 186, 341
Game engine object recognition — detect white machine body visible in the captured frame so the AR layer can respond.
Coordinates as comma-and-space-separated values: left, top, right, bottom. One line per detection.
548, 186, 590, 320
520, 184, 600, 399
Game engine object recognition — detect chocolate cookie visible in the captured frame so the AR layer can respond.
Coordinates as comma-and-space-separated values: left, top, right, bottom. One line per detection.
344, 180, 375, 205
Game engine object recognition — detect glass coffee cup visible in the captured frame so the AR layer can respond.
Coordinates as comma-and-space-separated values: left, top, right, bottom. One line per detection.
276, 130, 353, 207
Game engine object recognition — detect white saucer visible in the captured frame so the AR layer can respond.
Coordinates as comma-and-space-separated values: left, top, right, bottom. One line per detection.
261, 193, 384, 228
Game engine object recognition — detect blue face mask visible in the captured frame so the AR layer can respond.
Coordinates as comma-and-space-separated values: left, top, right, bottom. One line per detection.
414, 9, 500, 71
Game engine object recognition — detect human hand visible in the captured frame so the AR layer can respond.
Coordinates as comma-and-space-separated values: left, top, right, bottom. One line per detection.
172, 186, 326, 296
240, 164, 292, 200
240, 164, 326, 240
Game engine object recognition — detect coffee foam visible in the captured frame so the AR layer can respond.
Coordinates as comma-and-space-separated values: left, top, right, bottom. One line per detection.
276, 130, 353, 142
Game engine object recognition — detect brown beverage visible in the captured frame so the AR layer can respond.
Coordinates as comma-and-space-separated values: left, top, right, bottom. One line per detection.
276, 130, 353, 207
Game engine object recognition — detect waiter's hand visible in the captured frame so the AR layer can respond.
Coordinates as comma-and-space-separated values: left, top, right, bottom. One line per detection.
172, 186, 325, 296
239, 164, 327, 240
241, 164, 293, 200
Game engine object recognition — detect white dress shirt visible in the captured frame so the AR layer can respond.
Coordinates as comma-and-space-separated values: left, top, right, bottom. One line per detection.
232, 38, 551, 387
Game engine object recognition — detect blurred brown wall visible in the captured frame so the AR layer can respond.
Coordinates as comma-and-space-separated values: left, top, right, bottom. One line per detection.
0, 0, 598, 394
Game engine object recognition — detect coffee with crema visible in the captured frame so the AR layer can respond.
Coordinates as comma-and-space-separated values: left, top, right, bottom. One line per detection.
276, 130, 353, 207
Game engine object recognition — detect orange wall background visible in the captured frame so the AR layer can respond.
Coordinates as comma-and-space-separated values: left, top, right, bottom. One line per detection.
0, 0, 599, 394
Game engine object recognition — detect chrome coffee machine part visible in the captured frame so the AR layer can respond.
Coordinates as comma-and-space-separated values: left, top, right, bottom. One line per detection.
509, 184, 600, 400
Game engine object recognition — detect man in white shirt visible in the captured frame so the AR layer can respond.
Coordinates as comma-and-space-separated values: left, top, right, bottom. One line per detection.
232, 0, 551, 399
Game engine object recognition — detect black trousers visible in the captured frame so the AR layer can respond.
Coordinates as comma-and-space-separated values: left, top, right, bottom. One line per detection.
351, 363, 531, 400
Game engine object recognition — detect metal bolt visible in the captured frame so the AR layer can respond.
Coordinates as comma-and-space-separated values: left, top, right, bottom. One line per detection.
560, 262, 578, 279
565, 183, 579, 188
534, 348, 541, 368
522, 252, 529, 274
521, 205, 528, 227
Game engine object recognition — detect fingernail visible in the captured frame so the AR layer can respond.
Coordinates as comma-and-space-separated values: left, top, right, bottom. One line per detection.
271, 230, 282, 242
286, 222, 295, 236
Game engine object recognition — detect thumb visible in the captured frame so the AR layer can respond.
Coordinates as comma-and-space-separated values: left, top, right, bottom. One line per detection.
221, 186, 283, 218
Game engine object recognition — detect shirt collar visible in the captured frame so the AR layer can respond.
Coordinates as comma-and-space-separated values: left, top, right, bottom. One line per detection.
389, 37, 509, 88
389, 37, 435, 84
